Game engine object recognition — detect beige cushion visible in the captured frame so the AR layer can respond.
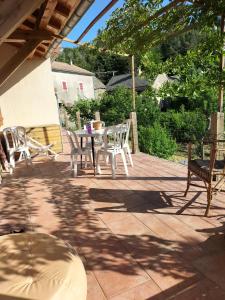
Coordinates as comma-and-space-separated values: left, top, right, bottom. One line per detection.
0, 233, 87, 300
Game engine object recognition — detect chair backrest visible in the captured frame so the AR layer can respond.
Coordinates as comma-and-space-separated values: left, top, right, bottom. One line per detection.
16, 126, 28, 147
123, 119, 131, 146
205, 140, 225, 177
213, 140, 225, 173
66, 130, 81, 152
3, 126, 27, 151
103, 125, 123, 150
114, 119, 131, 148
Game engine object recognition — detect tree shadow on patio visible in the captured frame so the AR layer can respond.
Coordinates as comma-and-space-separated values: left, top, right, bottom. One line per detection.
1, 157, 225, 298
19, 173, 200, 282
90, 187, 225, 217
0, 178, 39, 235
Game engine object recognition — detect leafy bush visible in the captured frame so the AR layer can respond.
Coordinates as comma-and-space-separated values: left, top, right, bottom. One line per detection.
136, 87, 160, 127
99, 86, 132, 125
64, 99, 100, 126
138, 124, 177, 159
159, 110, 208, 142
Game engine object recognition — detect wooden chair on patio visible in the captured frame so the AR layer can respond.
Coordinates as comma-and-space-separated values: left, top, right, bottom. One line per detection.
184, 139, 225, 216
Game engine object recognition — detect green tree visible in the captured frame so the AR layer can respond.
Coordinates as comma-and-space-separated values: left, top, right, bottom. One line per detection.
63, 99, 100, 126
97, 0, 224, 55
157, 27, 222, 114
57, 45, 130, 84
99, 87, 133, 124
136, 87, 160, 126
160, 30, 202, 60
140, 48, 163, 80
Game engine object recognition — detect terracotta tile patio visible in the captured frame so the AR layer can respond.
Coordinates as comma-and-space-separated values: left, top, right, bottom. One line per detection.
0, 133, 225, 299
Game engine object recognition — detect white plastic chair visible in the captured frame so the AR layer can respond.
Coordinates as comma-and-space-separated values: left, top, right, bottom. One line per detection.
67, 130, 92, 177
96, 125, 128, 179
3, 126, 32, 172
122, 119, 133, 167
26, 136, 58, 160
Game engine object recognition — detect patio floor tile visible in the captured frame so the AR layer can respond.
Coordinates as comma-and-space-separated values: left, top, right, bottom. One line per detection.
193, 251, 225, 290
0, 132, 225, 299
86, 271, 107, 300
110, 279, 162, 300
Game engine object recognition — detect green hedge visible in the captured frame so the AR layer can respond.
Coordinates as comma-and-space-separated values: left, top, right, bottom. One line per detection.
138, 124, 177, 159
64, 87, 208, 159
159, 110, 208, 142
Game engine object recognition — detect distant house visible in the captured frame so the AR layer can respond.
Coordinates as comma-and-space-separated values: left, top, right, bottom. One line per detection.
152, 73, 178, 90
52, 61, 95, 106
152, 73, 178, 111
106, 74, 148, 92
93, 76, 106, 98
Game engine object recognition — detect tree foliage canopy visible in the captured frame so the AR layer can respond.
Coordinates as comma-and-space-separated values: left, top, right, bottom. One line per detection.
97, 0, 225, 55
57, 45, 130, 84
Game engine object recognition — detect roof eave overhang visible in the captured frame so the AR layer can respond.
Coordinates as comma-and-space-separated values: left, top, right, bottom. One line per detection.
46, 0, 94, 58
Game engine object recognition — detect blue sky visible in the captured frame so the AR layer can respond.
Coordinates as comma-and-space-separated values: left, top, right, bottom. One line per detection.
62, 0, 125, 48
62, 0, 169, 48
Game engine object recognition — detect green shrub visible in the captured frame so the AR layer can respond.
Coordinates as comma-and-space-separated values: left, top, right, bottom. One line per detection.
138, 124, 177, 159
99, 86, 132, 125
136, 87, 160, 127
64, 99, 100, 126
160, 110, 208, 142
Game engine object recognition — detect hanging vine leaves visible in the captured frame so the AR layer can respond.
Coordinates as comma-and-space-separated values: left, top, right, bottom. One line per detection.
97, 0, 225, 55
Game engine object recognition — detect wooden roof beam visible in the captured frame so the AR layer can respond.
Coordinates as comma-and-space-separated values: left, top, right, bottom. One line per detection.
6, 29, 53, 42
39, 0, 58, 29
55, 2, 71, 18
37, 45, 47, 53
0, 0, 45, 46
48, 16, 62, 31
0, 39, 43, 87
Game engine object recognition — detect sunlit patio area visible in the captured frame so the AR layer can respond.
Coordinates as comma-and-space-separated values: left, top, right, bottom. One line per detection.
1, 132, 225, 299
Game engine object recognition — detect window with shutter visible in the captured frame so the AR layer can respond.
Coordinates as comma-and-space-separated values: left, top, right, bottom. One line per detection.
62, 81, 67, 90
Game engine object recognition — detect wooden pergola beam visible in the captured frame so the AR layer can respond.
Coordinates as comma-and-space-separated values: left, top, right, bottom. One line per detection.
4, 29, 53, 42
0, 0, 45, 46
55, 3, 71, 18
39, 0, 58, 29
75, 0, 119, 43
0, 39, 43, 87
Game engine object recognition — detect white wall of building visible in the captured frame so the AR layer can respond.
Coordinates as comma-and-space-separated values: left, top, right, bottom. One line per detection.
0, 44, 60, 128
52, 71, 95, 105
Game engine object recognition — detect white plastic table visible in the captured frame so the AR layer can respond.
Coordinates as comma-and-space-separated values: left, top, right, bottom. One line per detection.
75, 129, 105, 175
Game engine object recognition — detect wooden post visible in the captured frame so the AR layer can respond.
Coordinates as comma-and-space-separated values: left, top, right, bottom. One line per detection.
218, 15, 225, 112
130, 111, 139, 153
131, 55, 136, 111
210, 112, 224, 140
95, 111, 100, 121
130, 55, 139, 153
211, 15, 225, 141
76, 111, 81, 129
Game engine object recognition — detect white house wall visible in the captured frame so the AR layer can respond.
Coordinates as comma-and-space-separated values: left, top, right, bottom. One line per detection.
0, 44, 60, 128
52, 71, 95, 105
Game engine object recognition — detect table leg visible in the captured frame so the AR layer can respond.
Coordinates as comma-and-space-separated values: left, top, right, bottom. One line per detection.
91, 137, 95, 175
80, 137, 83, 169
